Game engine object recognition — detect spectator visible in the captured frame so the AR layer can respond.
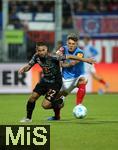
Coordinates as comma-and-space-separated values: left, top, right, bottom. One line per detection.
86, 0, 98, 12
73, 0, 85, 13
8, 0, 118, 30
62, 16, 73, 29
99, 0, 108, 12
108, 0, 118, 12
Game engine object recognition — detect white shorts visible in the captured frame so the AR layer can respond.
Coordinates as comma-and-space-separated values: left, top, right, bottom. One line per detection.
61, 74, 88, 94
84, 63, 96, 74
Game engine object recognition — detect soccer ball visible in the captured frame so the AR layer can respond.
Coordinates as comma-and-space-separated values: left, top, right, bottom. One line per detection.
73, 104, 87, 119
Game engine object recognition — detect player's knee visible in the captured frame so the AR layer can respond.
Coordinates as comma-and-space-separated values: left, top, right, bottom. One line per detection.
29, 93, 39, 102
82, 80, 88, 84
77, 78, 88, 86
42, 100, 52, 109
42, 103, 50, 109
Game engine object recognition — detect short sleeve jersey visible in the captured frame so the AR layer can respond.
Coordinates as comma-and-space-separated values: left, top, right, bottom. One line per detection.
61, 46, 85, 79
29, 54, 65, 83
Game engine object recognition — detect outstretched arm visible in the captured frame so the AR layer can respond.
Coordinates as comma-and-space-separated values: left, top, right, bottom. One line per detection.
51, 53, 96, 64
60, 61, 78, 67
66, 55, 96, 64
18, 64, 32, 74
18, 53, 37, 74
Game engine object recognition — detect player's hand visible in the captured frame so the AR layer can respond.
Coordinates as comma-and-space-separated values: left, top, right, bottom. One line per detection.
56, 47, 64, 56
18, 64, 31, 74
18, 67, 25, 74
56, 50, 63, 56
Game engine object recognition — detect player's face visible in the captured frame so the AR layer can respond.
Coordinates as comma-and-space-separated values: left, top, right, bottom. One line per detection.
67, 39, 78, 52
36, 45, 48, 57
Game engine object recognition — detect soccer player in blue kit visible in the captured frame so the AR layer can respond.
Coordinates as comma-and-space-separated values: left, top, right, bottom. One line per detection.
48, 33, 92, 120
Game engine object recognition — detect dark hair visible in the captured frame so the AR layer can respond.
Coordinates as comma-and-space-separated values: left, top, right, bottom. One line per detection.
67, 33, 79, 42
36, 42, 48, 47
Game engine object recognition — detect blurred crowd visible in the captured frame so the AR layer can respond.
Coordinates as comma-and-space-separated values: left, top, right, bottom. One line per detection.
0, 0, 118, 62
73, 0, 118, 13
5, 0, 118, 29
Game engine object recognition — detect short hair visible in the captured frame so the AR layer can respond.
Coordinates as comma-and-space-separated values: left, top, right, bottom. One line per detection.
67, 33, 79, 42
36, 42, 48, 47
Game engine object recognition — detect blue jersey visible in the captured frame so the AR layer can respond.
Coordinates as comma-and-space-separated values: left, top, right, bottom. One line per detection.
62, 46, 85, 79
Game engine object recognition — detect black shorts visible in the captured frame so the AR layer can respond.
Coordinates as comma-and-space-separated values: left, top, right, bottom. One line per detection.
33, 80, 62, 102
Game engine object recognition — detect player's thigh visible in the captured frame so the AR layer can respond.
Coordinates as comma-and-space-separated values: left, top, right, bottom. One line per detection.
76, 75, 88, 86
61, 78, 78, 94
42, 83, 62, 109
33, 81, 47, 96
29, 92, 41, 102
42, 89, 59, 109
42, 99, 52, 109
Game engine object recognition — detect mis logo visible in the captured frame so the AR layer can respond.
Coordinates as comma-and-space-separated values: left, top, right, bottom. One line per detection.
0, 125, 50, 150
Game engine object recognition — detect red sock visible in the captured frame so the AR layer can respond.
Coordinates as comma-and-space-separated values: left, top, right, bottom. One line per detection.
99, 79, 106, 85
54, 107, 61, 119
76, 84, 86, 105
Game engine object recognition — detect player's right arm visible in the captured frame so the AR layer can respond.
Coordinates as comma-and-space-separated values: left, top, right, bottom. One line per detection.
56, 46, 64, 56
18, 54, 37, 74
56, 46, 74, 67
18, 64, 32, 74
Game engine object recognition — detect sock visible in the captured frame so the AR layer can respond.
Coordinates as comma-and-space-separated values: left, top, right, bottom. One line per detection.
52, 103, 61, 119
52, 96, 65, 119
53, 107, 61, 119
76, 84, 86, 105
27, 101, 36, 119
52, 96, 65, 108
99, 79, 106, 85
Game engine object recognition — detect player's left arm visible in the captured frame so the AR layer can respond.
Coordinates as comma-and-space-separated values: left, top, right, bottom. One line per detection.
61, 53, 84, 67
66, 54, 96, 64
71, 53, 84, 63
52, 53, 96, 64
58, 51, 82, 67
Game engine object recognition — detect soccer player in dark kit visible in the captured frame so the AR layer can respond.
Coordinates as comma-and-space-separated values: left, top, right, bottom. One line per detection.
19, 42, 95, 122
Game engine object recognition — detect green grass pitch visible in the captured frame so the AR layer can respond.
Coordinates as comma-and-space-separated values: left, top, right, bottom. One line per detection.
0, 94, 118, 150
